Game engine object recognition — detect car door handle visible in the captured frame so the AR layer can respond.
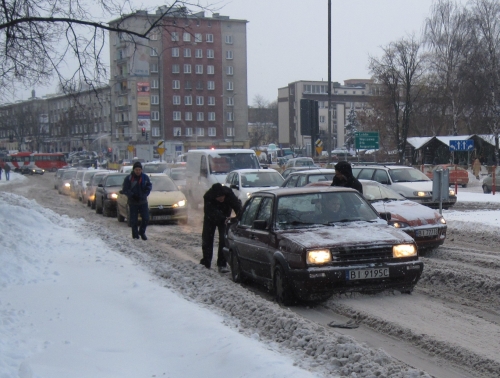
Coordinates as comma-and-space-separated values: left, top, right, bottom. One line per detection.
249, 234, 256, 240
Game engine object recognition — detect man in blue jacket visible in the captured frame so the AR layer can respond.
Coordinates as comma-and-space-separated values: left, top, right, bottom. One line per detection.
122, 162, 152, 240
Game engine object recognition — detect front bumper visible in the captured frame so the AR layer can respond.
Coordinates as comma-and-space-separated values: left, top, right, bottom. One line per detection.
406, 196, 457, 209
148, 206, 188, 222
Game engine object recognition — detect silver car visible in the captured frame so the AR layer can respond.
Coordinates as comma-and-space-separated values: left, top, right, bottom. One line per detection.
482, 167, 500, 193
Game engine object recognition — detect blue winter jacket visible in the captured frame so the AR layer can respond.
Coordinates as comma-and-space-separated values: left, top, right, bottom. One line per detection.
122, 173, 152, 205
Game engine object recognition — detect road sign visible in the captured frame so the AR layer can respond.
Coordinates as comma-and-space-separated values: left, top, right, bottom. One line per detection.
449, 140, 474, 151
157, 147, 165, 155
355, 132, 379, 149
127, 145, 134, 152
315, 139, 323, 147
158, 140, 164, 147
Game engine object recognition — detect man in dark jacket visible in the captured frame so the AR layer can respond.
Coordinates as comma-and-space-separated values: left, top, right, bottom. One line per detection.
4, 163, 10, 181
201, 183, 242, 272
331, 161, 363, 194
122, 162, 152, 240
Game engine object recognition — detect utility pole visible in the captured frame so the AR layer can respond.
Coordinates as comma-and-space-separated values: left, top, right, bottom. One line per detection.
328, 0, 332, 165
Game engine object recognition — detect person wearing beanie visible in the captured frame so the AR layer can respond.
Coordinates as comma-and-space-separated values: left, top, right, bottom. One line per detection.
122, 162, 152, 240
201, 183, 242, 272
331, 161, 363, 194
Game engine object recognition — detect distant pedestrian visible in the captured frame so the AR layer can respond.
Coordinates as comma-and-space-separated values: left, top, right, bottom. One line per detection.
0, 165, 2, 180
121, 162, 152, 240
4, 164, 10, 181
473, 158, 481, 179
331, 161, 363, 194
200, 183, 242, 272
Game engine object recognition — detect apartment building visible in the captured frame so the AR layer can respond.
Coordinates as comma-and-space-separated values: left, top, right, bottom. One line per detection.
108, 7, 249, 162
277, 79, 374, 154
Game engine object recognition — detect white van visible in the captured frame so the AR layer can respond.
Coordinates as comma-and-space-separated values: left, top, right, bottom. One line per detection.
185, 149, 260, 208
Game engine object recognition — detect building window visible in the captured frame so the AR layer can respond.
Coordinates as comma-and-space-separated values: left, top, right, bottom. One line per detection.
227, 112, 234, 121
150, 47, 158, 56
151, 33, 159, 41
197, 127, 205, 136
227, 97, 234, 106
208, 112, 215, 121
196, 81, 203, 90
319, 115, 325, 123
172, 64, 180, 74
197, 112, 204, 121
195, 33, 202, 43
185, 112, 192, 121
151, 79, 159, 88
151, 95, 159, 105
184, 64, 191, 73
185, 127, 193, 136
185, 80, 192, 90
196, 96, 204, 105
172, 80, 180, 89
183, 32, 191, 42
225, 35, 233, 44
206, 34, 214, 43
225, 50, 233, 59
184, 95, 192, 105
172, 48, 179, 57
195, 65, 203, 74
226, 81, 234, 91
173, 95, 181, 105
207, 49, 214, 58
184, 48, 191, 58
171, 32, 179, 41
226, 66, 233, 75
173, 127, 181, 136
152, 127, 160, 137
173, 111, 181, 121
195, 49, 203, 58
208, 127, 216, 136
207, 81, 215, 90
227, 127, 234, 137
152, 111, 160, 121
207, 65, 214, 75
208, 96, 215, 106
150, 63, 158, 73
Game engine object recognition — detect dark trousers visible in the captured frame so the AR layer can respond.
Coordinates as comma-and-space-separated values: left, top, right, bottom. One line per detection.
201, 220, 226, 268
5, 171, 9, 180
129, 203, 149, 237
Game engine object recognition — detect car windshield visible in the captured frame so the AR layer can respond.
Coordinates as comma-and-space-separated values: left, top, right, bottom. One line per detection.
105, 174, 128, 186
143, 163, 168, 173
293, 158, 315, 167
62, 170, 78, 179
92, 174, 107, 185
241, 172, 284, 187
363, 182, 404, 202
83, 171, 98, 180
170, 169, 186, 180
209, 153, 260, 174
150, 176, 178, 191
276, 192, 379, 229
389, 168, 430, 182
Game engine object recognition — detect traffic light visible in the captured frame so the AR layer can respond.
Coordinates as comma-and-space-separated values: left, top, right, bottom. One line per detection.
146, 132, 149, 141
141, 127, 146, 136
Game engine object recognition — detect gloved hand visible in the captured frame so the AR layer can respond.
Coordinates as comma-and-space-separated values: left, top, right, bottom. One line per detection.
132, 194, 140, 202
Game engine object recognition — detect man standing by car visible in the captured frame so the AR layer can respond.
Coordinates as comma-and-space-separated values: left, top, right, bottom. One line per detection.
331, 161, 362, 194
122, 162, 152, 240
201, 183, 242, 272
4, 163, 10, 181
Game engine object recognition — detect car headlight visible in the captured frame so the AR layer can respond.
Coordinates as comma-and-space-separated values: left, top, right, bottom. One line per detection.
110, 193, 118, 199
246, 192, 251, 198
393, 244, 417, 258
64, 183, 70, 187
449, 189, 455, 196
414, 191, 431, 197
306, 249, 332, 265
389, 221, 411, 228
173, 199, 186, 208
439, 217, 446, 224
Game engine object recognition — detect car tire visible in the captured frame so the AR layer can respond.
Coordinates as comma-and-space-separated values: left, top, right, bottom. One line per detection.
102, 201, 111, 217
117, 209, 125, 222
230, 250, 247, 284
274, 265, 295, 306
95, 198, 103, 214
91, 199, 96, 209
483, 185, 491, 194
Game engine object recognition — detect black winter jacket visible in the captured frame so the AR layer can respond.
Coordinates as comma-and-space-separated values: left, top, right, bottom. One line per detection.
122, 173, 152, 205
203, 184, 242, 224
331, 161, 363, 194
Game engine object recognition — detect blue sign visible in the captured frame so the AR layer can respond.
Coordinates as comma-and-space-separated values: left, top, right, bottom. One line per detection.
449, 140, 474, 151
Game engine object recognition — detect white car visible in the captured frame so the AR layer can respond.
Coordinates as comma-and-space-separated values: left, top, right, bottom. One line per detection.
224, 168, 284, 204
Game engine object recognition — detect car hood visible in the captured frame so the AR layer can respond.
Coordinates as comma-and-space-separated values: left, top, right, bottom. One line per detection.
390, 181, 431, 195
278, 221, 414, 250
103, 185, 122, 192
149, 191, 186, 206
241, 186, 281, 195
371, 200, 443, 226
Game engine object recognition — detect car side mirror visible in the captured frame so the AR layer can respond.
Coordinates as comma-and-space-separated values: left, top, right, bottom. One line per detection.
379, 212, 391, 221
253, 219, 267, 230
230, 184, 239, 190
98, 183, 103, 187
226, 217, 238, 225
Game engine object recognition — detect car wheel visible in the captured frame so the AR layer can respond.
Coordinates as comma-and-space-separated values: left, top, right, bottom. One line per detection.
230, 250, 246, 283
95, 198, 103, 214
91, 199, 96, 209
117, 208, 125, 222
102, 201, 111, 217
274, 265, 295, 306
483, 185, 491, 194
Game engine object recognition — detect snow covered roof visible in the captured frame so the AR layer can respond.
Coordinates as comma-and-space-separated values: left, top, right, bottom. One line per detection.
406, 134, 496, 149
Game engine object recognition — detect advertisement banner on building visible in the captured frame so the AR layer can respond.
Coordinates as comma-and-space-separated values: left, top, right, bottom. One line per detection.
137, 96, 150, 112
137, 82, 150, 95
131, 39, 150, 76
138, 115, 151, 131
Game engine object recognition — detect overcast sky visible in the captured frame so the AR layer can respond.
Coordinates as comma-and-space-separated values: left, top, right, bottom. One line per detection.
14, 0, 437, 105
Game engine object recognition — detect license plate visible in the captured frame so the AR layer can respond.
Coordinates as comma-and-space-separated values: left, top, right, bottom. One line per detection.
346, 268, 389, 280
416, 228, 438, 237
152, 215, 172, 220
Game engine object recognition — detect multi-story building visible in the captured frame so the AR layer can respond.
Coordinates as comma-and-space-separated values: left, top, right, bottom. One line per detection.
278, 79, 375, 155
108, 7, 249, 162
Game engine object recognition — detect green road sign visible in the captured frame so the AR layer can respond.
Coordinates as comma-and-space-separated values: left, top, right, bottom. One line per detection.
355, 132, 379, 149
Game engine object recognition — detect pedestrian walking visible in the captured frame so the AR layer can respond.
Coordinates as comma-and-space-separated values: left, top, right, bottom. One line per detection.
200, 183, 242, 272
331, 161, 363, 194
0, 164, 3, 180
473, 158, 481, 180
121, 162, 152, 240
4, 164, 10, 181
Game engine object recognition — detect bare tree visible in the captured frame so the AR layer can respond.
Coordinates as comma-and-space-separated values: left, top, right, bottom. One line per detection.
369, 35, 426, 163
248, 95, 278, 148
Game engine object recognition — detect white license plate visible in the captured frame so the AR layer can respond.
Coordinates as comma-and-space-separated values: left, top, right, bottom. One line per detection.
152, 215, 172, 220
416, 228, 438, 237
346, 268, 389, 280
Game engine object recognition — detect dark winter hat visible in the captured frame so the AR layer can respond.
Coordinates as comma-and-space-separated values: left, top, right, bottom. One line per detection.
212, 183, 226, 197
133, 161, 142, 170
334, 161, 353, 177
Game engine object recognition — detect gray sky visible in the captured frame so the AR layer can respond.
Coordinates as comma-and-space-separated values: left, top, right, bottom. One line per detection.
15, 0, 436, 104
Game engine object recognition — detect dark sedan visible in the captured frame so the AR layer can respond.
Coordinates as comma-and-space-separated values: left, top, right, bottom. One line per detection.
95, 173, 129, 217
223, 186, 423, 305
18, 165, 45, 175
